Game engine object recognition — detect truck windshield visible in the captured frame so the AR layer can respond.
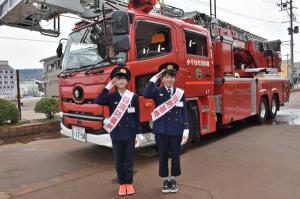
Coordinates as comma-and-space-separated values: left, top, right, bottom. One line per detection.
62, 24, 127, 71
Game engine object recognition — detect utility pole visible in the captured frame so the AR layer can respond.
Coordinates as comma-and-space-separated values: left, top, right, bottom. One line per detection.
209, 0, 217, 17
289, 0, 294, 86
277, 0, 298, 86
286, 54, 290, 79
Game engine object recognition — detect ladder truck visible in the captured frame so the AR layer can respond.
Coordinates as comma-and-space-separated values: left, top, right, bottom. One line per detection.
0, 0, 290, 150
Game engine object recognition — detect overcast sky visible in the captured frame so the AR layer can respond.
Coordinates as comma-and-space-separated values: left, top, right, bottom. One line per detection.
0, 0, 299, 69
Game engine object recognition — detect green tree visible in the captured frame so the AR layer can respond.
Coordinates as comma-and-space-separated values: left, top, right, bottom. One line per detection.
0, 98, 19, 124
34, 97, 59, 119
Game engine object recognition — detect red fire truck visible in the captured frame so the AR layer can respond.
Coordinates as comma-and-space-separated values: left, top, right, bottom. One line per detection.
0, 0, 290, 150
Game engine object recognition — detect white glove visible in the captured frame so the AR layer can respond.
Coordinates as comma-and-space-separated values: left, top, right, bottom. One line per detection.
105, 81, 114, 90
181, 129, 189, 145
150, 76, 158, 83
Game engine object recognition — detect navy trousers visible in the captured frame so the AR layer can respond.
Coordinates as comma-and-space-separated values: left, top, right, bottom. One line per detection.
155, 133, 182, 178
112, 140, 135, 185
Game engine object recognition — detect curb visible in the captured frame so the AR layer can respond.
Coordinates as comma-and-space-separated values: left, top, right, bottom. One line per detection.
0, 121, 60, 140
291, 89, 300, 92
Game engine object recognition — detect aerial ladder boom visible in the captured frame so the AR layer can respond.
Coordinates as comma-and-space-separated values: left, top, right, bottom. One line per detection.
0, 0, 128, 37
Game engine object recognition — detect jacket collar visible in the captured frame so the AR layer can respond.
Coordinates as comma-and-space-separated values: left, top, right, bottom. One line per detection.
161, 85, 176, 98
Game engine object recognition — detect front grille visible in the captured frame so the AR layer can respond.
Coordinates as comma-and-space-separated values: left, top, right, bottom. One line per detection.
63, 112, 104, 121
68, 110, 95, 116
63, 98, 96, 104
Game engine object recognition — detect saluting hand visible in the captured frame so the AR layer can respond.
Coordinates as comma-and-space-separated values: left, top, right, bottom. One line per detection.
149, 69, 166, 83
155, 69, 166, 79
111, 77, 117, 86
105, 77, 117, 90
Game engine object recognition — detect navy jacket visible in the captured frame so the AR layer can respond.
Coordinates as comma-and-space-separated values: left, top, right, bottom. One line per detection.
95, 88, 140, 141
143, 81, 189, 136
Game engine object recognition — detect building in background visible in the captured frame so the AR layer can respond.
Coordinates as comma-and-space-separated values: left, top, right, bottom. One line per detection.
20, 80, 41, 97
20, 69, 44, 97
40, 55, 62, 97
280, 60, 300, 87
294, 62, 300, 79
0, 61, 17, 100
280, 60, 289, 79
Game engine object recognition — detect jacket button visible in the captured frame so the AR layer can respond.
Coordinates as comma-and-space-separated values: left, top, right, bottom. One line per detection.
168, 118, 171, 120
126, 125, 129, 127
175, 119, 178, 121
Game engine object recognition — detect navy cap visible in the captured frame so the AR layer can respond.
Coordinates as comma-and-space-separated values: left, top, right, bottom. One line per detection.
110, 65, 131, 80
159, 62, 179, 76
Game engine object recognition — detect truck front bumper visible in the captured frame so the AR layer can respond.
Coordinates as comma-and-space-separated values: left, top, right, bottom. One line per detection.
60, 122, 156, 148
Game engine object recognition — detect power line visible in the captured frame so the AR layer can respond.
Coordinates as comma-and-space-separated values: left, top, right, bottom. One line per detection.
0, 36, 59, 44
245, 17, 284, 28
188, 0, 282, 23
260, 0, 277, 5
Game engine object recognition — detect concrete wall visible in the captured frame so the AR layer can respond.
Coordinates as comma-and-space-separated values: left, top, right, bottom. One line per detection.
41, 56, 62, 97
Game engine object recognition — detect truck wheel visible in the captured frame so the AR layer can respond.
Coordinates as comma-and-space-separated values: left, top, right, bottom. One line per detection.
269, 96, 279, 119
257, 97, 268, 123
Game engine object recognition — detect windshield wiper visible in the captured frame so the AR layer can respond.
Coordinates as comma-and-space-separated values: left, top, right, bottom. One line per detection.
57, 69, 77, 78
68, 67, 90, 77
84, 60, 107, 75
84, 58, 121, 75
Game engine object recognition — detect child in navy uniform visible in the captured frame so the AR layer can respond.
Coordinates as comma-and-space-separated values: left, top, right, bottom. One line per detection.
143, 62, 189, 193
95, 65, 141, 196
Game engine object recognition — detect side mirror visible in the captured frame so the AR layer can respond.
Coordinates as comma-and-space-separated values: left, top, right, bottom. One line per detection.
56, 38, 68, 58
56, 43, 63, 58
112, 11, 130, 35
111, 11, 130, 54
113, 35, 130, 54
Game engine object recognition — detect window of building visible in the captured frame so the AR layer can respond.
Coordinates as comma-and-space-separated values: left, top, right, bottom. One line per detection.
46, 64, 55, 72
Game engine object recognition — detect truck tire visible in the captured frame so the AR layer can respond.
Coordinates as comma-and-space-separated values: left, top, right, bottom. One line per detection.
257, 97, 268, 123
269, 95, 279, 119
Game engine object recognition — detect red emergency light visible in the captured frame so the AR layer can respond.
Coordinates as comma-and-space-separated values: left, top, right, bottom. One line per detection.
73, 20, 91, 30
128, 0, 157, 13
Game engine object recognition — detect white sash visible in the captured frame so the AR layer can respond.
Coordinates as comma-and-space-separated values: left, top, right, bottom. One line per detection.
151, 88, 184, 122
103, 90, 134, 133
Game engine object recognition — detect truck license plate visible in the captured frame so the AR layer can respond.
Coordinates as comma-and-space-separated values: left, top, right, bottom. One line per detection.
72, 126, 86, 143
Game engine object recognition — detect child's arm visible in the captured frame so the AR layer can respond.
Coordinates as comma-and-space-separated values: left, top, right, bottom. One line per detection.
143, 69, 165, 99
95, 81, 114, 106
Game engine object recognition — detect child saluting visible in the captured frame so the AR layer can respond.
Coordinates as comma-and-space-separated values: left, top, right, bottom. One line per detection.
95, 65, 141, 196
143, 62, 189, 194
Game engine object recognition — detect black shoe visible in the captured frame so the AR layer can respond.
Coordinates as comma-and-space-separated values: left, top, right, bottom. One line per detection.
170, 179, 178, 193
161, 179, 170, 193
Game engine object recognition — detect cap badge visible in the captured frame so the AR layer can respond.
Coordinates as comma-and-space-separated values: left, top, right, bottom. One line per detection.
167, 65, 173, 70
120, 69, 127, 74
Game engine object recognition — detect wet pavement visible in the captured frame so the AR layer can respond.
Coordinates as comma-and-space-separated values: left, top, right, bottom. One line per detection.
0, 91, 300, 199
